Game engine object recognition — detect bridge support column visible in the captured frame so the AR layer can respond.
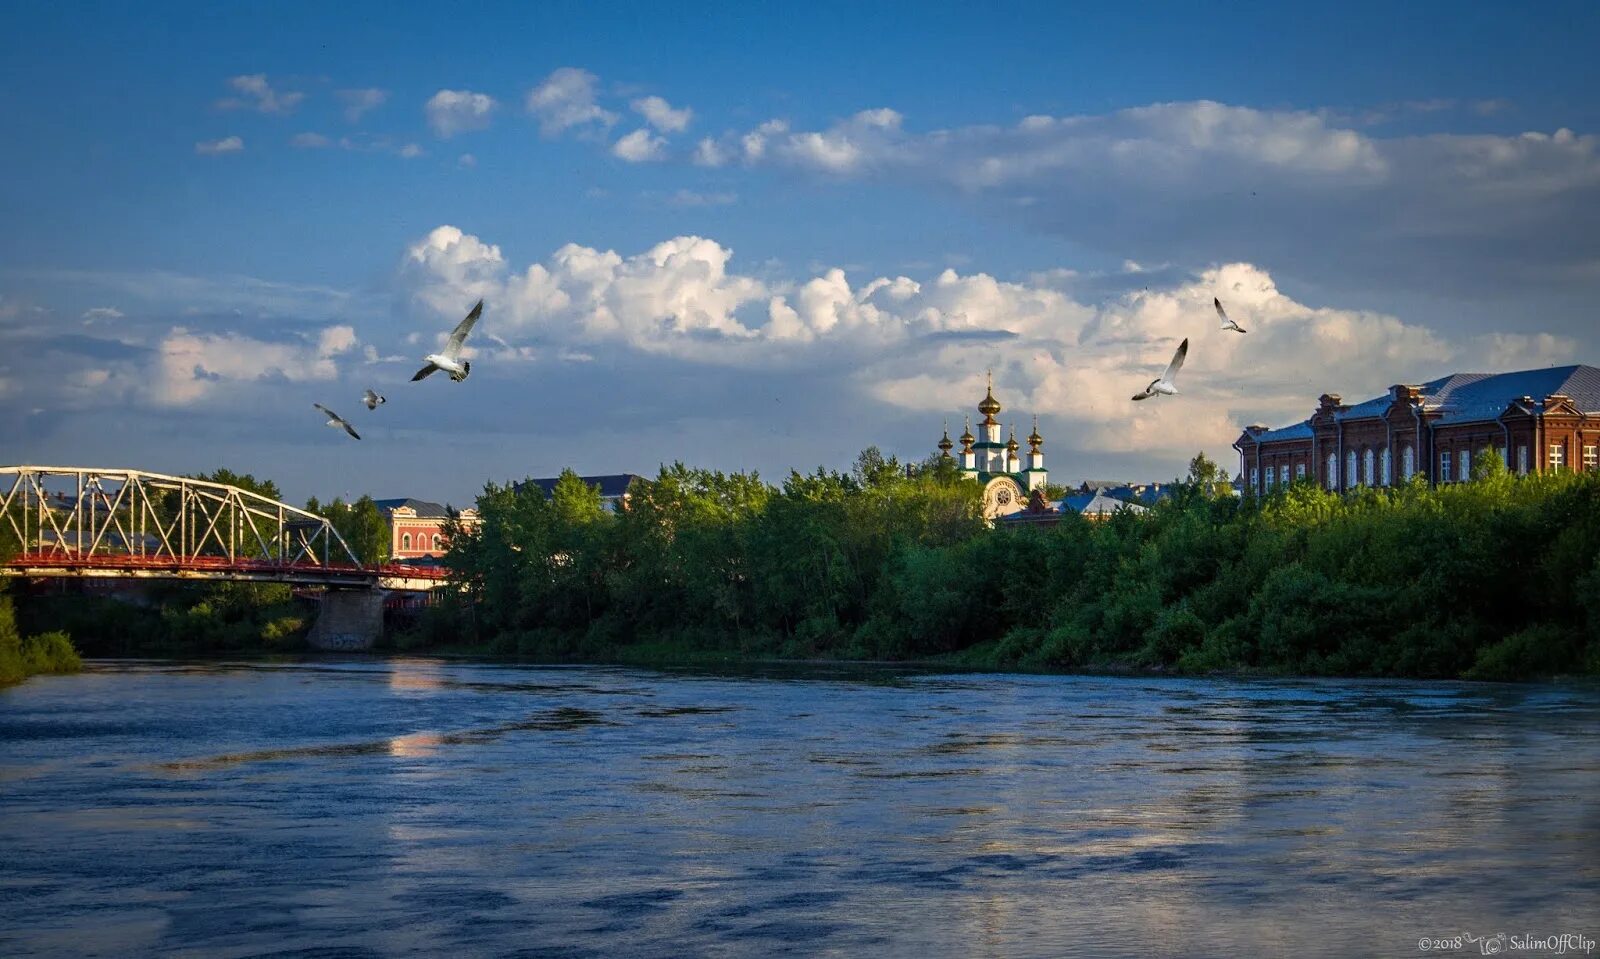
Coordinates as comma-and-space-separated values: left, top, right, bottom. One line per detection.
308, 589, 385, 651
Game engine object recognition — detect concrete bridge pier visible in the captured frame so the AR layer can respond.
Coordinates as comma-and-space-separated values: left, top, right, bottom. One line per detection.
307, 589, 386, 651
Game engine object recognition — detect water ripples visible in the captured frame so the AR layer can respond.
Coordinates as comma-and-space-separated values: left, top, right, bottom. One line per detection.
1, 659, 1597, 958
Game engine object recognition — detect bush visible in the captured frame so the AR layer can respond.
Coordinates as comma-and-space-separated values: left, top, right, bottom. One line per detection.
22, 631, 81, 674
1, 595, 83, 686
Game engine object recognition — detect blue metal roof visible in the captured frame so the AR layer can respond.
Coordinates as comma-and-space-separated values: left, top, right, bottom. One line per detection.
1254, 421, 1314, 442
1425, 366, 1600, 424
1248, 365, 1600, 439
517, 473, 643, 499
374, 497, 452, 518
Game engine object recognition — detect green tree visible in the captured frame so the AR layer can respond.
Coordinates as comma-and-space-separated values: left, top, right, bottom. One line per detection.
308, 495, 391, 566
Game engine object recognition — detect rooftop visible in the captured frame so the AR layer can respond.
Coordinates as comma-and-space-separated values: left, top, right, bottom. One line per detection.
1249, 364, 1600, 442
517, 473, 643, 499
374, 497, 454, 519
1061, 492, 1150, 516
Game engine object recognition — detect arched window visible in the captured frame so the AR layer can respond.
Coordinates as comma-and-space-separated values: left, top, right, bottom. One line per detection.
432, 534, 443, 551
1363, 448, 1375, 486
1380, 448, 1392, 487
1402, 445, 1415, 480
1346, 450, 1357, 489
401, 533, 412, 550
1326, 452, 1339, 490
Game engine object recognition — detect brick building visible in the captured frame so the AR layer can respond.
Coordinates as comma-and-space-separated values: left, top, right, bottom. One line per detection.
374, 498, 480, 561
1233, 365, 1600, 496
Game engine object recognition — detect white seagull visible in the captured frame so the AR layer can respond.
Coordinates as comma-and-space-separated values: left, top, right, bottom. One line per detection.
1131, 338, 1188, 401
412, 299, 482, 383
1214, 297, 1247, 333
362, 388, 386, 410
313, 403, 361, 440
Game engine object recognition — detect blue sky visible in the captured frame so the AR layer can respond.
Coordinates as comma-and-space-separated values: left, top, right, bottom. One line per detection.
3, 2, 1599, 503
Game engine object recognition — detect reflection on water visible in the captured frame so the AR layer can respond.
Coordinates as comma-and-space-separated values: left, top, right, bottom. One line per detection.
1, 659, 1597, 958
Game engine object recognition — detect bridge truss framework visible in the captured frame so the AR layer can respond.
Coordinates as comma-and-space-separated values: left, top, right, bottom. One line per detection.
0, 465, 427, 587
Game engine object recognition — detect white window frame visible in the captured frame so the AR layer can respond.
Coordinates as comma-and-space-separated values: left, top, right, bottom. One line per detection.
1459, 448, 1471, 482
1363, 449, 1375, 486
1296, 462, 1307, 481
401, 533, 412, 550
1280, 465, 1290, 486
1550, 443, 1565, 472
1585, 444, 1598, 471
1440, 451, 1452, 483
1402, 445, 1415, 480
1380, 448, 1392, 487
1517, 445, 1529, 475
1327, 452, 1339, 490
1346, 450, 1358, 489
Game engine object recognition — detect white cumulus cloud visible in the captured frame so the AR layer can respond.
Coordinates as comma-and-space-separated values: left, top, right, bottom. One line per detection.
526, 67, 617, 137
152, 324, 359, 406
612, 128, 667, 163
397, 224, 1573, 464
631, 95, 692, 133
424, 89, 496, 138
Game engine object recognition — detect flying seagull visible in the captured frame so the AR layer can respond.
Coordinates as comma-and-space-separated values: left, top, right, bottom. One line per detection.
362, 388, 386, 410
1214, 297, 1246, 333
412, 299, 483, 382
1132, 338, 1188, 401
313, 403, 361, 440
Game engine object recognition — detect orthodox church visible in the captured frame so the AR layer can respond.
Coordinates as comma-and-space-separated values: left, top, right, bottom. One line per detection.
937, 374, 1049, 519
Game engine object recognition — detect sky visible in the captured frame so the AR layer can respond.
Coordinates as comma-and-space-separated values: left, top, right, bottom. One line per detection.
3, 1, 1599, 505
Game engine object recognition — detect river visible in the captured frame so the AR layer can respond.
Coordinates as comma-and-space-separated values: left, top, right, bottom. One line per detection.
1, 659, 1596, 958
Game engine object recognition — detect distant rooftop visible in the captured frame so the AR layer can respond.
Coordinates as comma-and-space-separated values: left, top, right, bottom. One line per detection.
374, 497, 453, 519
517, 473, 643, 499
1250, 364, 1600, 442
1061, 492, 1150, 516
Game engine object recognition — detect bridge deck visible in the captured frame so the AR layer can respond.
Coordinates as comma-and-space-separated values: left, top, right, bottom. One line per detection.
0, 552, 451, 591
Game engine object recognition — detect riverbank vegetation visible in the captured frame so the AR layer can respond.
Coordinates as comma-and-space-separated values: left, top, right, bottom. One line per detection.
425, 451, 1600, 681
0, 595, 82, 687
14, 582, 310, 657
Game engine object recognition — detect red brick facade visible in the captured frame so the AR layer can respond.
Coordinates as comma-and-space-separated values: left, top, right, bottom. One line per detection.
1234, 367, 1600, 496
376, 500, 480, 561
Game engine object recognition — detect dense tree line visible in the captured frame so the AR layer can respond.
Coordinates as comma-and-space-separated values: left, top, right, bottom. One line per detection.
431, 450, 1600, 680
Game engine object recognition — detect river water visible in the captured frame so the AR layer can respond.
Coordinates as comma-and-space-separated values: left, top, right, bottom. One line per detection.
1, 660, 1596, 958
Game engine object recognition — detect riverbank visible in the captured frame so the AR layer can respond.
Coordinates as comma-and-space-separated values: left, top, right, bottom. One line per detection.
0, 595, 81, 687
435, 461, 1600, 683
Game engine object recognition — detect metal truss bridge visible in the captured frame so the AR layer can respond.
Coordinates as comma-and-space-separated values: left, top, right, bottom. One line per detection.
0, 466, 448, 591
